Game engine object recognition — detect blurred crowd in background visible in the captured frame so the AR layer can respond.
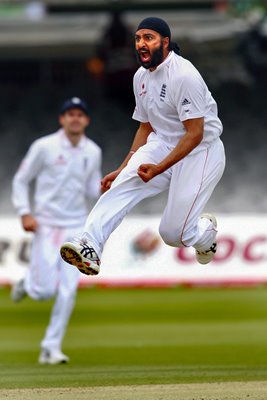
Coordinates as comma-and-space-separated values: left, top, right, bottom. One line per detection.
1, 0, 267, 214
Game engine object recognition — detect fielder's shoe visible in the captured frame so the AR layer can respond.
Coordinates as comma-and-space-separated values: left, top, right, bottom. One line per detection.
60, 239, 100, 276
11, 279, 27, 302
38, 348, 69, 365
196, 213, 217, 265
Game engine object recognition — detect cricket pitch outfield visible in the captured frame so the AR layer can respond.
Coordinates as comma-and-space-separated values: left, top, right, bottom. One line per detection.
1, 286, 267, 399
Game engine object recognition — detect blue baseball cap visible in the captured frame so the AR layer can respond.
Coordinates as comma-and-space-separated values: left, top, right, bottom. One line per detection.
60, 97, 89, 115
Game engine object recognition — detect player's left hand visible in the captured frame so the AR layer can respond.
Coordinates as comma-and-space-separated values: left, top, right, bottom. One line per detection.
137, 163, 161, 183
101, 169, 121, 193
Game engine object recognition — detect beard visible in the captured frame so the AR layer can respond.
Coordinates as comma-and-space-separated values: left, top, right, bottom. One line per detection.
135, 42, 164, 69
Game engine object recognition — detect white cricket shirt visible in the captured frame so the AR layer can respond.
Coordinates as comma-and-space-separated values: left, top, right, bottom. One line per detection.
12, 129, 102, 227
132, 51, 223, 151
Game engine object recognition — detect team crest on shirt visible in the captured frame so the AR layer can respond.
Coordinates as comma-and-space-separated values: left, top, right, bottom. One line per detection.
139, 83, 147, 96
160, 84, 167, 101
54, 155, 67, 165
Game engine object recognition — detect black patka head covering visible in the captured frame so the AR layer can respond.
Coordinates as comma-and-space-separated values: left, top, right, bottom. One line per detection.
136, 17, 180, 55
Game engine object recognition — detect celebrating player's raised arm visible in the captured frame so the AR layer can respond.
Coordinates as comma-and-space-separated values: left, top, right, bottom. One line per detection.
138, 117, 204, 182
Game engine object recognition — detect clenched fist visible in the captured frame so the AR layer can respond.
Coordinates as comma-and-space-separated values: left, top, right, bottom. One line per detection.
137, 163, 161, 182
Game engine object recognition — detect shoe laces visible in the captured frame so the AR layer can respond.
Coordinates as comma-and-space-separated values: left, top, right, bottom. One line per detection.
197, 242, 217, 256
72, 237, 99, 261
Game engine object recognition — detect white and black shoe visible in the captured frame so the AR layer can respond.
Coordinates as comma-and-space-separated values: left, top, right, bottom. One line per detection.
196, 213, 217, 265
11, 279, 27, 302
39, 348, 69, 365
60, 239, 100, 276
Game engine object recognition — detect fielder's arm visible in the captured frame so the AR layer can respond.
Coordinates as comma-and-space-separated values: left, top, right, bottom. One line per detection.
12, 140, 44, 231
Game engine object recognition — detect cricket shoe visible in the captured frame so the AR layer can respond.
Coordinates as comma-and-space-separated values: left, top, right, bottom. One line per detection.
196, 213, 217, 265
11, 279, 27, 302
38, 348, 69, 365
60, 239, 100, 275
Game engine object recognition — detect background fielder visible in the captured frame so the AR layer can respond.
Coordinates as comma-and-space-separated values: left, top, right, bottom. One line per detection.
11, 97, 102, 364
60, 17, 225, 276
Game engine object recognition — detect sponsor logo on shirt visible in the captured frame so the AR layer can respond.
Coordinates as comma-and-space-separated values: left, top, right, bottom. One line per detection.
181, 98, 191, 106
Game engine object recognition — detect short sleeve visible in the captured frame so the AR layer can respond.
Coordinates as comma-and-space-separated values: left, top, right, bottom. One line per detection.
172, 72, 206, 122
132, 71, 149, 123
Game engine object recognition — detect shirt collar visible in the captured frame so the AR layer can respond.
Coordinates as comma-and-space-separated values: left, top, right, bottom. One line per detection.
58, 128, 86, 149
148, 50, 174, 74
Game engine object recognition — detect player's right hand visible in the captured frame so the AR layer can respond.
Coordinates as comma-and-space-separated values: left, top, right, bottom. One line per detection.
21, 214, 38, 232
101, 169, 121, 193
138, 163, 160, 182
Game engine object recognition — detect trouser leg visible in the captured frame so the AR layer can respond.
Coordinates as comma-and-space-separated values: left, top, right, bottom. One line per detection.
40, 225, 81, 351
83, 139, 171, 256
24, 226, 57, 300
159, 139, 225, 251
41, 259, 79, 351
24, 225, 80, 351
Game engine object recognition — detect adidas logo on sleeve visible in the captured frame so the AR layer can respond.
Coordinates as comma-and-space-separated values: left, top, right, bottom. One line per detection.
181, 98, 191, 106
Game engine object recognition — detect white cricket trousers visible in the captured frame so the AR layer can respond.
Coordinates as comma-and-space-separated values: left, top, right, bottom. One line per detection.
24, 224, 81, 351
83, 135, 225, 256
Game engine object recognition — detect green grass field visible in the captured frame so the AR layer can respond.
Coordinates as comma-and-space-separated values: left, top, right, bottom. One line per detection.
1, 285, 267, 390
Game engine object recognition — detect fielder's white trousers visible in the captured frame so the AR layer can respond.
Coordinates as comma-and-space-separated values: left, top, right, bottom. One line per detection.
24, 224, 81, 351
83, 135, 225, 257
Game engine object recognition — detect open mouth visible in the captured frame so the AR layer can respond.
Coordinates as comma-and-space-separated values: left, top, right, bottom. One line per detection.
139, 49, 151, 63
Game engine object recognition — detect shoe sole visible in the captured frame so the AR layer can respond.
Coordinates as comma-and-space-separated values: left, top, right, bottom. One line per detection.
60, 244, 99, 276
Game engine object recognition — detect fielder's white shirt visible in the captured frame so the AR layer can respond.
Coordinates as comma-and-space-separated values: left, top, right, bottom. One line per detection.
132, 51, 223, 151
12, 129, 102, 227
